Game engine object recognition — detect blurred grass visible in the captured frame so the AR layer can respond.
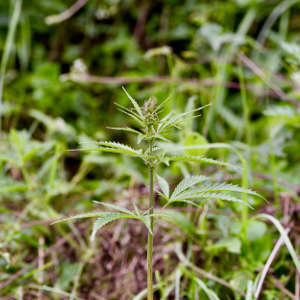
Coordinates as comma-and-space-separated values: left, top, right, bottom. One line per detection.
1, 0, 300, 299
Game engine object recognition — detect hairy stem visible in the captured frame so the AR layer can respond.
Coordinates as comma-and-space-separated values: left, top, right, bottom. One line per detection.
147, 142, 154, 300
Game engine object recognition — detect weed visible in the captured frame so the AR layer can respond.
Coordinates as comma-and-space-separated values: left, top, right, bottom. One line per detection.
54, 88, 262, 299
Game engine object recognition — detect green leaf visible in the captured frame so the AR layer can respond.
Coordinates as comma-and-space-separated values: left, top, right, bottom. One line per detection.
246, 220, 267, 241
158, 106, 208, 132
140, 215, 153, 235
122, 87, 144, 118
0, 0, 22, 127
171, 175, 209, 200
213, 237, 241, 254
91, 212, 139, 241
58, 263, 80, 290
186, 183, 263, 199
183, 132, 208, 156
93, 201, 134, 215
107, 127, 142, 135
193, 277, 220, 300
172, 192, 250, 206
116, 104, 144, 126
52, 212, 105, 224
90, 212, 152, 241
160, 142, 232, 153
80, 141, 142, 157
181, 267, 220, 300
157, 175, 169, 198
168, 155, 239, 171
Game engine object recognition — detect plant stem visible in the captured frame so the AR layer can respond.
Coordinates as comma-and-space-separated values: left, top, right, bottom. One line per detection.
147, 142, 154, 300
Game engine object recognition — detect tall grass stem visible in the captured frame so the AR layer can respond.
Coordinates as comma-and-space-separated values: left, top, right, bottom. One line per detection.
0, 0, 22, 131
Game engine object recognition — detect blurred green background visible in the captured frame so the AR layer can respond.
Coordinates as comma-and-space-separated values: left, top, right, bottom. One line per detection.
1, 0, 300, 299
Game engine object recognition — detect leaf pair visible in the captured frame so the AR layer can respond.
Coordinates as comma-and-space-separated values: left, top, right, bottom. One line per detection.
157, 175, 263, 207
53, 202, 152, 242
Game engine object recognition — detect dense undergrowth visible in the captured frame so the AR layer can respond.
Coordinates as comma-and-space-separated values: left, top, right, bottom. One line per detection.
1, 0, 300, 299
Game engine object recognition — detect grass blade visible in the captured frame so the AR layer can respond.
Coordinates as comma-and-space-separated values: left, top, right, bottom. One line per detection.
122, 86, 144, 118
258, 213, 300, 274
0, 0, 22, 131
171, 175, 209, 200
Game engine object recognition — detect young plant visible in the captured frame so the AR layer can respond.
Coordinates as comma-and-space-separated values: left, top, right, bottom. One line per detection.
54, 87, 262, 300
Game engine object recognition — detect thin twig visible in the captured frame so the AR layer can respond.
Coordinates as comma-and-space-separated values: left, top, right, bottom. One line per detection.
253, 172, 298, 192
257, 0, 299, 45
255, 228, 291, 299
60, 72, 242, 89
61, 71, 299, 105
238, 52, 299, 107
45, 0, 88, 25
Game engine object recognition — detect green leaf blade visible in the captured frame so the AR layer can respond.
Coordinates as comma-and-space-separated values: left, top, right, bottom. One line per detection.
122, 87, 144, 118
168, 155, 239, 171
171, 175, 209, 200
52, 212, 105, 224
157, 175, 169, 198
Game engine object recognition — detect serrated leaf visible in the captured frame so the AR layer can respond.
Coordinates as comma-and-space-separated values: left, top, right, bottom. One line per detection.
91, 212, 152, 241
90, 212, 139, 241
52, 212, 105, 224
172, 192, 250, 206
107, 127, 142, 135
171, 175, 209, 200
140, 215, 153, 235
184, 96, 196, 130
116, 104, 144, 126
158, 105, 209, 132
155, 134, 170, 142
122, 87, 144, 118
93, 201, 134, 215
160, 142, 232, 153
186, 183, 263, 199
157, 175, 169, 198
80, 141, 142, 157
168, 155, 239, 170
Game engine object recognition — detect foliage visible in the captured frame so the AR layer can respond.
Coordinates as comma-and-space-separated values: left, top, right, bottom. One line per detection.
1, 0, 300, 299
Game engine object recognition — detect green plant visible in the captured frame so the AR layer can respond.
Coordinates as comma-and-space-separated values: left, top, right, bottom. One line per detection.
53, 87, 262, 299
